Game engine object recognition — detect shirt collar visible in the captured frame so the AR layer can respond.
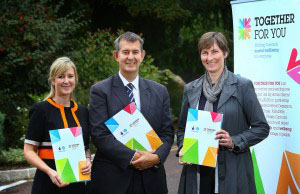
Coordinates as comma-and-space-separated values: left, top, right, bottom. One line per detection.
118, 71, 139, 89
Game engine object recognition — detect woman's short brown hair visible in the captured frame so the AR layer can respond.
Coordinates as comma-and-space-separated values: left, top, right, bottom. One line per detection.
198, 32, 230, 56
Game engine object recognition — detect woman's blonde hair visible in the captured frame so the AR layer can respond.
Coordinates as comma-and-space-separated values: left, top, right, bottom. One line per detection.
44, 57, 78, 100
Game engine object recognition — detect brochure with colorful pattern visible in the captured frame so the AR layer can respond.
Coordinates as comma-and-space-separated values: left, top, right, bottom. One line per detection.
49, 127, 90, 183
181, 109, 223, 167
105, 103, 163, 152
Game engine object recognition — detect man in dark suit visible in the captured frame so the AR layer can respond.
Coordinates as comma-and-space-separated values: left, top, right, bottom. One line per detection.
89, 32, 174, 194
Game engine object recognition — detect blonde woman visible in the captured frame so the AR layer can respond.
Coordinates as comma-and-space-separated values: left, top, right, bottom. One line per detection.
24, 57, 91, 194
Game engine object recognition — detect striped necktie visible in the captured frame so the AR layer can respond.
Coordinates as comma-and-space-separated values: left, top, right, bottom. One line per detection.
125, 83, 136, 104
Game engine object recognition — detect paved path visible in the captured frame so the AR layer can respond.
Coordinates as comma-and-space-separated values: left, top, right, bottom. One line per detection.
0, 149, 182, 194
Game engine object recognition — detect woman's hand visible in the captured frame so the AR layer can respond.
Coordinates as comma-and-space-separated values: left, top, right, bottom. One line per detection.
81, 158, 92, 175
24, 144, 68, 187
215, 129, 234, 149
47, 168, 69, 188
178, 149, 192, 165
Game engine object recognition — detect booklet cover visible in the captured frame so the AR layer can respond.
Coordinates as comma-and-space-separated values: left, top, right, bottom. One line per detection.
181, 109, 223, 167
49, 127, 90, 183
105, 102, 163, 152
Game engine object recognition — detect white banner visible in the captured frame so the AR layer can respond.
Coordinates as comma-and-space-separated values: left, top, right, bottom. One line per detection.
231, 0, 300, 193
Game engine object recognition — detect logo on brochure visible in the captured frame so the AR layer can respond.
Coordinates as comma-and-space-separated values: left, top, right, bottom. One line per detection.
204, 128, 216, 134
286, 48, 300, 84
69, 144, 79, 150
238, 18, 251, 40
191, 126, 200, 133
129, 118, 139, 128
58, 146, 66, 152
120, 129, 128, 136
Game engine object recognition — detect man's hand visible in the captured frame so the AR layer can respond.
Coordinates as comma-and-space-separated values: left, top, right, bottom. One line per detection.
131, 151, 142, 163
131, 151, 160, 170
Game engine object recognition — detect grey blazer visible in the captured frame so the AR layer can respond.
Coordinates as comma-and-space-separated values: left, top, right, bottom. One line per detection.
177, 71, 270, 194
89, 73, 174, 194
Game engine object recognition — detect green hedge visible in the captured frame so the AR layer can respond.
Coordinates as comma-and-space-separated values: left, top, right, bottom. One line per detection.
0, 148, 28, 167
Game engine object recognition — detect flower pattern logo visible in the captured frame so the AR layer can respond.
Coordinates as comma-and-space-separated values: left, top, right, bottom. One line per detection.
238, 18, 251, 40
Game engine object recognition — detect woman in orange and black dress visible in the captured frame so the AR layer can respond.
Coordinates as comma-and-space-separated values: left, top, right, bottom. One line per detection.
24, 57, 91, 194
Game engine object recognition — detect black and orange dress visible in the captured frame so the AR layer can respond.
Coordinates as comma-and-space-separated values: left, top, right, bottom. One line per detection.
25, 99, 90, 194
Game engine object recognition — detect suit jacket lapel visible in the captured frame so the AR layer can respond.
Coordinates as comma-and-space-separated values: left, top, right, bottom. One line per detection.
218, 72, 238, 110
139, 77, 150, 117
112, 74, 131, 107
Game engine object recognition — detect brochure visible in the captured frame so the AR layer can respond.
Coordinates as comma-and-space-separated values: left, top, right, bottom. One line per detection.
181, 109, 223, 167
105, 103, 163, 152
49, 127, 90, 183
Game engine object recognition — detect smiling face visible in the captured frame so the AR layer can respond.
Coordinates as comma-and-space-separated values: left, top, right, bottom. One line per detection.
113, 40, 145, 78
200, 42, 227, 75
52, 67, 76, 99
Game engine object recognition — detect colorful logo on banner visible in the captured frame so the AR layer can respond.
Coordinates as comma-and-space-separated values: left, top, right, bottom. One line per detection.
287, 48, 300, 84
276, 151, 300, 193
238, 18, 251, 40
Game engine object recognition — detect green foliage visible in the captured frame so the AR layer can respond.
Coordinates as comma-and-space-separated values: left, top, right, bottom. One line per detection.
0, 148, 28, 166
93, 0, 233, 81
70, 30, 118, 106
160, 70, 185, 121
0, 0, 87, 148
0, 112, 5, 149
13, 107, 30, 148
71, 29, 169, 106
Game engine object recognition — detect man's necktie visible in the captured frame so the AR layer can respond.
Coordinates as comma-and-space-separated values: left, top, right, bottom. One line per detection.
125, 83, 136, 104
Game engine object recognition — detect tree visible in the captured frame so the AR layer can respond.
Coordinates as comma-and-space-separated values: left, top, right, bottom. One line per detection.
0, 0, 86, 148
86, 0, 233, 81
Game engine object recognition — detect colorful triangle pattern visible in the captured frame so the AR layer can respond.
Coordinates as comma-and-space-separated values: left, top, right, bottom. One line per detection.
251, 149, 265, 194
125, 138, 133, 149
125, 138, 147, 151
287, 48, 300, 71
277, 150, 300, 193
70, 127, 82, 137
202, 147, 218, 167
181, 138, 198, 164
56, 158, 77, 183
123, 102, 137, 115
49, 130, 61, 144
146, 129, 163, 151
78, 160, 90, 181
187, 109, 198, 121
105, 117, 119, 133
285, 151, 300, 187
210, 112, 223, 122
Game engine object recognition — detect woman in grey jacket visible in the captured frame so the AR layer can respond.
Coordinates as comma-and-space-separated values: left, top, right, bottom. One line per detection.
177, 32, 270, 194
